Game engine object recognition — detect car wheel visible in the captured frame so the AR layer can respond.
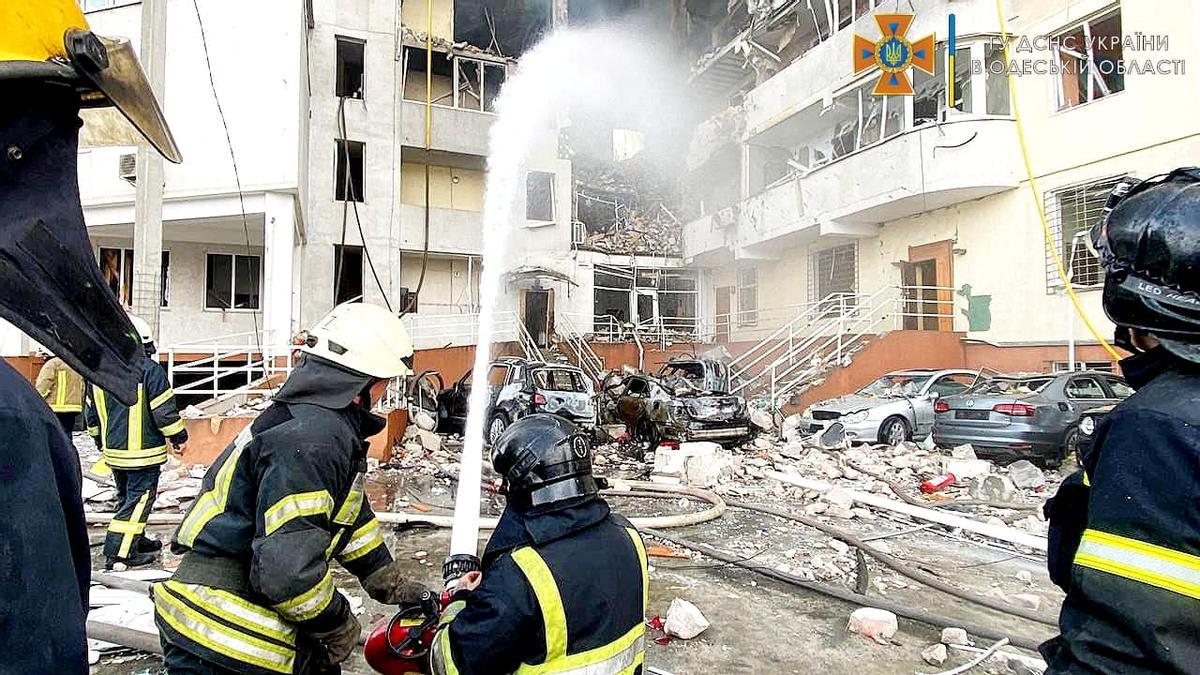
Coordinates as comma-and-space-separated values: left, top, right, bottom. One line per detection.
487, 413, 509, 446
878, 416, 910, 446
1062, 427, 1081, 468
635, 416, 660, 447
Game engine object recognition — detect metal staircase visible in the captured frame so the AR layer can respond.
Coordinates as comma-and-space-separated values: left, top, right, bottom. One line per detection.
555, 314, 607, 383
728, 286, 953, 402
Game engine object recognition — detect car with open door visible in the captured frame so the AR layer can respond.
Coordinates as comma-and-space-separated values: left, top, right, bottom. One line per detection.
933, 371, 1132, 466
434, 357, 595, 444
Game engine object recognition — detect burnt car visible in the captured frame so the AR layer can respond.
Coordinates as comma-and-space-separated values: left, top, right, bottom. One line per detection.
601, 358, 750, 445
933, 371, 1133, 467
434, 357, 595, 443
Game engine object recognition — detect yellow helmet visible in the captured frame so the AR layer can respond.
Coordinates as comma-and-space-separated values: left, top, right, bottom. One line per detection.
0, 0, 181, 162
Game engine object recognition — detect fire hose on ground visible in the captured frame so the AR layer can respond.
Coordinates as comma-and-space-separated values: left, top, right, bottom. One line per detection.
86, 481, 1050, 656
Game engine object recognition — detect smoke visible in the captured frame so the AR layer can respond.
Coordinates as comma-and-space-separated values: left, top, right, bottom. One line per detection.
448, 22, 691, 558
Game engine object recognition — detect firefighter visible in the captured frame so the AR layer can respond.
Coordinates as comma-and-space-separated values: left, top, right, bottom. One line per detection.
37, 353, 86, 434
1041, 167, 1200, 673
0, 2, 180, 671
156, 302, 431, 674
84, 315, 188, 570
431, 414, 649, 675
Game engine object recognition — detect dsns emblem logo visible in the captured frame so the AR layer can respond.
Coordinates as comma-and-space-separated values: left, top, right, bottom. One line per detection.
854, 13, 935, 96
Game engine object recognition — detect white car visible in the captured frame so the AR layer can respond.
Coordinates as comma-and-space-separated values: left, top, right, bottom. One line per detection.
798, 369, 988, 445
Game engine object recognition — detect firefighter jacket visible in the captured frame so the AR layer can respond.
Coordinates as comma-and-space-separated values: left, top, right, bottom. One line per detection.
0, 361, 91, 672
83, 357, 186, 469
36, 356, 84, 413
156, 391, 394, 675
1041, 347, 1200, 674
432, 497, 648, 675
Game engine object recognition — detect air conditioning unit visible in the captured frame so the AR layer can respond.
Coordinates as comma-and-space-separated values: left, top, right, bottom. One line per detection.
118, 153, 136, 184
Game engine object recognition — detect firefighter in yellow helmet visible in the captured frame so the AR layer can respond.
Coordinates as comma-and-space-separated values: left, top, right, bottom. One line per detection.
157, 303, 432, 674
0, 2, 179, 671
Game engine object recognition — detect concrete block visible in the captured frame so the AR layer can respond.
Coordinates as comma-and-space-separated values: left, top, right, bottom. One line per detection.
663, 598, 710, 639
943, 457, 992, 480
847, 607, 897, 644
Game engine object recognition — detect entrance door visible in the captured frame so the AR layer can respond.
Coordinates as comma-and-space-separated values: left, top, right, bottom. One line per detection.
714, 286, 732, 343
523, 290, 550, 348
904, 241, 955, 332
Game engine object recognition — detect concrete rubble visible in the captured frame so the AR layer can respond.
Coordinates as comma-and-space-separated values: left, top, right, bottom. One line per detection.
847, 607, 898, 645
662, 598, 710, 640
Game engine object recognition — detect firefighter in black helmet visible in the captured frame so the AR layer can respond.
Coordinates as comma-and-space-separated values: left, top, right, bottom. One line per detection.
0, 2, 180, 671
431, 414, 649, 675
1041, 168, 1200, 673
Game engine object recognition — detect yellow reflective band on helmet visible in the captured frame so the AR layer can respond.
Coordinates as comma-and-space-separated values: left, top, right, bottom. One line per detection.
164, 581, 296, 647
177, 428, 252, 547
263, 490, 334, 535
625, 527, 648, 611
154, 581, 295, 674
150, 388, 175, 410
159, 418, 186, 437
0, 1, 88, 63
339, 519, 384, 563
1075, 529, 1200, 600
274, 571, 335, 623
511, 547, 569, 664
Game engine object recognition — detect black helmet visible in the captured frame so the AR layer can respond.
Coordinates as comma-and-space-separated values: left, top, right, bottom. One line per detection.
1091, 168, 1200, 364
490, 414, 598, 509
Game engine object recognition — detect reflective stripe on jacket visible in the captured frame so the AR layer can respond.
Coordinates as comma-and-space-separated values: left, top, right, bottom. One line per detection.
433, 508, 648, 675
83, 357, 184, 469
35, 356, 84, 413
158, 401, 392, 673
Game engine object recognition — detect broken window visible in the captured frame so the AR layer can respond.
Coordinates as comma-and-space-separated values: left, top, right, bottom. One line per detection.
612, 128, 645, 162
659, 270, 699, 333
1055, 9, 1124, 110
809, 243, 858, 302
98, 247, 169, 307
335, 37, 365, 99
837, 0, 853, 30
526, 171, 555, 222
1045, 176, 1126, 290
594, 266, 633, 328
205, 253, 260, 310
335, 139, 365, 202
454, 0, 550, 57
984, 44, 1011, 115
793, 81, 904, 168
453, 56, 507, 112
334, 244, 364, 304
737, 268, 758, 327
402, 46, 454, 105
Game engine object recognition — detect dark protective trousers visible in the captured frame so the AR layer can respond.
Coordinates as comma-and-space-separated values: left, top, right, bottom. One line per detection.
104, 465, 160, 559
55, 410, 77, 435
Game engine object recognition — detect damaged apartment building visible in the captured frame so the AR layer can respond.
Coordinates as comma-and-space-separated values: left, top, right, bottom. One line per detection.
669, 0, 1200, 403
0, 0, 693, 396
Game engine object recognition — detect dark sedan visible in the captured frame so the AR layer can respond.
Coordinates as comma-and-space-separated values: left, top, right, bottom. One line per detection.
933, 371, 1134, 466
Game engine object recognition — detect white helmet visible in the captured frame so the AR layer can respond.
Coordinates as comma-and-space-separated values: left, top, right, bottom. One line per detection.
128, 314, 153, 344
302, 302, 413, 378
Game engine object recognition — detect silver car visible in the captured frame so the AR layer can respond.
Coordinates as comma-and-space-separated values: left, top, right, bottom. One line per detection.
798, 369, 987, 445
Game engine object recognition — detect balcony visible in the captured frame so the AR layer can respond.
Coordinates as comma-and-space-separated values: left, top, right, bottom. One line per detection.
684, 117, 1021, 261
398, 204, 483, 254
401, 101, 494, 156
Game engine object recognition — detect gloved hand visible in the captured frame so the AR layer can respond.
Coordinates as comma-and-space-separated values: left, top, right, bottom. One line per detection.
310, 611, 361, 667
362, 561, 432, 606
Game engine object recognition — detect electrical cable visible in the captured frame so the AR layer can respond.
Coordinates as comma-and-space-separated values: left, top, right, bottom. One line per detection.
993, 0, 1121, 360
336, 95, 393, 311
402, 0, 436, 316
192, 0, 263, 357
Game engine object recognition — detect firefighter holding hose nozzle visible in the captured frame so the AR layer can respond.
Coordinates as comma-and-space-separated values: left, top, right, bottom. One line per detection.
428, 414, 649, 675
154, 303, 434, 674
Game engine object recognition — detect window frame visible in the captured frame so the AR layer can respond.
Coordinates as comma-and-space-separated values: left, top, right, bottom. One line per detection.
334, 138, 366, 203
98, 246, 170, 308
1052, 6, 1125, 111
333, 244, 365, 305
1044, 174, 1128, 292
334, 35, 366, 100
204, 252, 262, 312
808, 242, 859, 303
1065, 375, 1108, 400
737, 267, 758, 327
525, 170, 556, 224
